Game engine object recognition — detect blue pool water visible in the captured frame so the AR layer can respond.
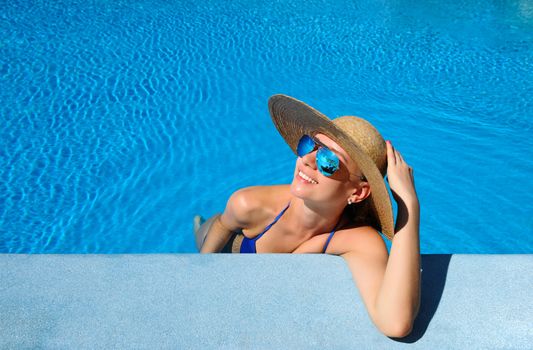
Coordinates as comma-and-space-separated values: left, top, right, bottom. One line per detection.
1, 0, 532, 253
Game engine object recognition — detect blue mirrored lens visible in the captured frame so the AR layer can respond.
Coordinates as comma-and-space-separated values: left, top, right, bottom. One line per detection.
316, 147, 340, 176
296, 135, 315, 157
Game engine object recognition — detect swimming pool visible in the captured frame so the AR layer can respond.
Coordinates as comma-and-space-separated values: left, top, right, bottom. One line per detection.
1, 0, 532, 253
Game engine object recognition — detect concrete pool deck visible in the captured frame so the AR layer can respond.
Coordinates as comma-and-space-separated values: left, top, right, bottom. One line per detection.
1, 254, 531, 349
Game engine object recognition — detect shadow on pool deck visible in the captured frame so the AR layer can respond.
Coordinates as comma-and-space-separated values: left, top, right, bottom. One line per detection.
396, 254, 452, 343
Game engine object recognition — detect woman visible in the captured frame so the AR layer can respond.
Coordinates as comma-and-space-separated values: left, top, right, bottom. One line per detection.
194, 94, 420, 338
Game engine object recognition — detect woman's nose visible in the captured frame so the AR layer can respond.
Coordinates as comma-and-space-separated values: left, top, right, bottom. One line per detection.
301, 151, 317, 170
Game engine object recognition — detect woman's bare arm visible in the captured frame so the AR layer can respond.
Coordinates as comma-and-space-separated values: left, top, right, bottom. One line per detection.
198, 214, 234, 253
342, 140, 420, 337
198, 187, 256, 253
199, 189, 252, 253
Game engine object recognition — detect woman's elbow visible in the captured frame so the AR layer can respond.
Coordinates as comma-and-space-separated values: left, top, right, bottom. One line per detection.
373, 313, 415, 338
379, 321, 414, 338
374, 298, 420, 337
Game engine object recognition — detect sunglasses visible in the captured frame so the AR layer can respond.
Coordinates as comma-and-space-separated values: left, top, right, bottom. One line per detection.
296, 134, 341, 177
296, 135, 367, 180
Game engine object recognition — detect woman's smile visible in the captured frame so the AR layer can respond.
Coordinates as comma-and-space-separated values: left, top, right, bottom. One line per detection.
297, 170, 318, 184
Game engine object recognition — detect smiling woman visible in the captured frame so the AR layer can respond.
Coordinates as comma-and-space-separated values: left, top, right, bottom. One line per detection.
194, 94, 421, 338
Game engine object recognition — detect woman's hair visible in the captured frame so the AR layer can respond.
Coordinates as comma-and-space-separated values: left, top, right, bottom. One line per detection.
344, 198, 381, 231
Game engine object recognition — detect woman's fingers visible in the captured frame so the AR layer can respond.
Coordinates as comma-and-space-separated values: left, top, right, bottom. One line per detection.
387, 141, 414, 182
396, 149, 404, 163
386, 140, 396, 166
387, 140, 404, 165
385, 140, 419, 203
388, 140, 409, 166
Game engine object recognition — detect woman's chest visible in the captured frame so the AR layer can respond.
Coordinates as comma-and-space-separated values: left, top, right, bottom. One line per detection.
243, 225, 330, 253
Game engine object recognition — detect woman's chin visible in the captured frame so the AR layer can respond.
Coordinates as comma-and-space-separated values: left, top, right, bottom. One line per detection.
290, 180, 313, 199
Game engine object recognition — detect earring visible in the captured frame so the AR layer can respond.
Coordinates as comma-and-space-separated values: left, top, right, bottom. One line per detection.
347, 199, 353, 205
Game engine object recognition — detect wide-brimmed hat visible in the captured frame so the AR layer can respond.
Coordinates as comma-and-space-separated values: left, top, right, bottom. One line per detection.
268, 94, 394, 240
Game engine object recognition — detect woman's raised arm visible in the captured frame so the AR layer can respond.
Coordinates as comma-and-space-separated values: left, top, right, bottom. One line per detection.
342, 140, 420, 337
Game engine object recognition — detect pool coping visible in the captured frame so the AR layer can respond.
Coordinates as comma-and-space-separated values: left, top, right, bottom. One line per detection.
1, 254, 531, 349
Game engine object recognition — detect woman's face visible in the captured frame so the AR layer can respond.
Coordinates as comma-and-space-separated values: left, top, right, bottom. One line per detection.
290, 133, 370, 205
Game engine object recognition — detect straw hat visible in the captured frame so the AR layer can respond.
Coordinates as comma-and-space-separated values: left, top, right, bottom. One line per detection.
268, 94, 394, 240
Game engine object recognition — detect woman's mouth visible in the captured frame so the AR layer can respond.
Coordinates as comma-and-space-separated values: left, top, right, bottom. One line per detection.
298, 170, 318, 184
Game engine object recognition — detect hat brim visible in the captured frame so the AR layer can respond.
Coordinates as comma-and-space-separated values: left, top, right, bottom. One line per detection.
268, 94, 394, 240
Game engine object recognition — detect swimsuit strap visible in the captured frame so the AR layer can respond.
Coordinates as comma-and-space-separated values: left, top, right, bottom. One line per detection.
322, 216, 343, 253
253, 201, 291, 241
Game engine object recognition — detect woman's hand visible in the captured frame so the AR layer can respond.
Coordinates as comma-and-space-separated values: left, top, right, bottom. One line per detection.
386, 140, 418, 206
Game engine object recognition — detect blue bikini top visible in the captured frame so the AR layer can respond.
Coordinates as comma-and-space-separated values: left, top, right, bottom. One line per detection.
239, 202, 341, 253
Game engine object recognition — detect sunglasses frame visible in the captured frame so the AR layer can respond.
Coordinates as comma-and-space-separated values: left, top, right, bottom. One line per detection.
296, 134, 367, 181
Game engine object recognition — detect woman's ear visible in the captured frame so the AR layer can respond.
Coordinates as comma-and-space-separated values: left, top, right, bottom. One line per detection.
350, 182, 371, 204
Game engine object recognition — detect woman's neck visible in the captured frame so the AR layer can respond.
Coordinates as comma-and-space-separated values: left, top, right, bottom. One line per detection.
283, 197, 345, 238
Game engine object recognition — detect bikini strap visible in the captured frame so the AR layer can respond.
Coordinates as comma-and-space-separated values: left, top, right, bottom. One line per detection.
322, 216, 343, 253
253, 201, 291, 241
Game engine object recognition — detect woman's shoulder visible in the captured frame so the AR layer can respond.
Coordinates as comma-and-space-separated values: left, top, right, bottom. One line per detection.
232, 184, 290, 198
224, 185, 291, 228
329, 224, 388, 257
229, 185, 290, 208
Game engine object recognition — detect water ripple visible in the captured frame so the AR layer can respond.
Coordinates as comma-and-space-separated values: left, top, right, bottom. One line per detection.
0, 0, 531, 253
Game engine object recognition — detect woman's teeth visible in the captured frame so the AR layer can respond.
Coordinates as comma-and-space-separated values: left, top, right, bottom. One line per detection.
298, 171, 318, 184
